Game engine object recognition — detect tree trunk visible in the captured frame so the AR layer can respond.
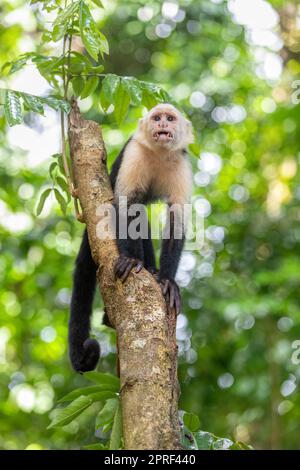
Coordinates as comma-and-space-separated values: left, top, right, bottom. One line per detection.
68, 100, 181, 450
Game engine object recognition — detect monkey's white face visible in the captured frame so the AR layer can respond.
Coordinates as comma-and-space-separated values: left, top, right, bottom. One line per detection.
149, 108, 178, 144
137, 104, 194, 150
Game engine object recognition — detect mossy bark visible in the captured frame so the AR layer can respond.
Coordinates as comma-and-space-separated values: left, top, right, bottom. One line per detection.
68, 100, 181, 450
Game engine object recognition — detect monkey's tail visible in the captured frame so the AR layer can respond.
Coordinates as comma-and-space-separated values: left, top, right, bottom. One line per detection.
69, 229, 100, 372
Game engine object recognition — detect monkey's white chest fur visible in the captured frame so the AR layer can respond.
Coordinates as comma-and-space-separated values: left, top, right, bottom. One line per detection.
115, 139, 192, 206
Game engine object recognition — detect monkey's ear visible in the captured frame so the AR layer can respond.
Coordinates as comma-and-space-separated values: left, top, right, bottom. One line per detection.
185, 119, 195, 145
138, 117, 145, 131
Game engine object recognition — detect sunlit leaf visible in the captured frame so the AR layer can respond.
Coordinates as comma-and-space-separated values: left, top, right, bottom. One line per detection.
52, 1, 80, 41
41, 96, 70, 113
36, 188, 52, 216
90, 0, 104, 7
113, 82, 130, 126
22, 93, 45, 115
122, 77, 142, 105
183, 412, 200, 432
95, 398, 118, 431
56, 176, 70, 201
84, 443, 108, 450
80, 76, 99, 99
193, 431, 214, 450
54, 188, 67, 214
212, 438, 234, 450
49, 161, 58, 179
71, 76, 85, 97
109, 402, 122, 450
141, 89, 158, 110
58, 386, 106, 403
79, 1, 108, 60
84, 371, 120, 391
4, 90, 23, 126
48, 395, 92, 429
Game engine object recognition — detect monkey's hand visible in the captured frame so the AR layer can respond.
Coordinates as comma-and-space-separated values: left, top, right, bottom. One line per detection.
159, 278, 181, 315
114, 255, 144, 282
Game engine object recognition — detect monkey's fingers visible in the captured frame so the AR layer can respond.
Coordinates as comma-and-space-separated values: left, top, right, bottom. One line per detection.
170, 283, 181, 315
120, 259, 136, 282
159, 279, 181, 315
114, 256, 129, 279
114, 256, 144, 282
173, 286, 181, 315
162, 279, 170, 296
169, 284, 175, 310
135, 261, 144, 273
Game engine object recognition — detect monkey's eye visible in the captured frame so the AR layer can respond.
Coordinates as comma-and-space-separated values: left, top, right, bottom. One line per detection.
153, 115, 161, 121
167, 115, 175, 121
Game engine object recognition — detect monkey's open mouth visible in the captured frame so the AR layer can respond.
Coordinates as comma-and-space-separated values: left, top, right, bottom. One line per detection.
153, 131, 173, 142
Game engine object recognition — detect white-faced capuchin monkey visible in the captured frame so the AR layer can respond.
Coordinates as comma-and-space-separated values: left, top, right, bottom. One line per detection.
69, 103, 194, 372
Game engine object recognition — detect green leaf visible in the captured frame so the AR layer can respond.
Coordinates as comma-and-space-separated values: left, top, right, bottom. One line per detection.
9, 55, 31, 74
49, 161, 58, 179
113, 83, 130, 126
84, 371, 120, 390
95, 398, 118, 431
71, 76, 85, 97
36, 188, 52, 216
122, 77, 142, 105
91, 65, 104, 74
109, 402, 122, 450
79, 1, 108, 60
100, 74, 120, 111
48, 395, 92, 429
67, 52, 95, 76
141, 89, 158, 110
58, 385, 113, 403
235, 441, 253, 450
84, 443, 108, 450
180, 426, 196, 450
51, 153, 65, 174
54, 188, 67, 215
88, 391, 118, 403
58, 386, 104, 403
56, 176, 70, 201
21, 93, 45, 115
212, 438, 234, 450
80, 76, 99, 99
4, 90, 23, 126
183, 412, 200, 432
98, 32, 109, 55
102, 74, 120, 100
41, 96, 70, 113
193, 431, 214, 450
52, 1, 80, 41
90, 0, 104, 7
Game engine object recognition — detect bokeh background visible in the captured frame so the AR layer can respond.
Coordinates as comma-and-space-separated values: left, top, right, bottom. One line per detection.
1, 0, 300, 450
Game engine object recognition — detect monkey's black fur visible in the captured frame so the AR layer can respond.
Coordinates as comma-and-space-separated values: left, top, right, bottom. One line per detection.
69, 142, 184, 372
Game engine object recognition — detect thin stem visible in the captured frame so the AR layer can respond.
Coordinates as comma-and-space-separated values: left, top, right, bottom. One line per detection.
66, 26, 73, 96
60, 110, 72, 188
62, 35, 67, 99
60, 32, 72, 190
69, 73, 106, 78
59, 0, 83, 221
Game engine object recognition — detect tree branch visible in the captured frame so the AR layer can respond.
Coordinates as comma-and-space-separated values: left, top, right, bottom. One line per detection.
68, 99, 181, 450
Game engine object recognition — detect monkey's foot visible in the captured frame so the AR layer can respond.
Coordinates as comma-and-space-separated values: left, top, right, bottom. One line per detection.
114, 255, 144, 282
159, 278, 181, 315
147, 267, 159, 278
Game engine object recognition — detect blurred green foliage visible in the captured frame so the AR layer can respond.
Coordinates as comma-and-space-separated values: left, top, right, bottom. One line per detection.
0, 0, 300, 450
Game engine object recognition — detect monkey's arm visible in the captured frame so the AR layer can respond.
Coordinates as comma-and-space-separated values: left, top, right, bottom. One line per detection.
158, 207, 185, 314
113, 191, 146, 281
